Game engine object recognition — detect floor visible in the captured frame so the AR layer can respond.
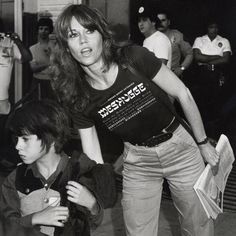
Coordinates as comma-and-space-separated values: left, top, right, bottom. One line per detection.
91, 194, 236, 236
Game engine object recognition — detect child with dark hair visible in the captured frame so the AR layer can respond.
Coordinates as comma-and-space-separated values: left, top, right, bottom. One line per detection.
0, 99, 116, 236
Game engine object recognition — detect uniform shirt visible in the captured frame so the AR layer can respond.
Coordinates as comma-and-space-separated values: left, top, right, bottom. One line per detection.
192, 35, 232, 65
72, 46, 174, 145
165, 29, 192, 70
143, 31, 172, 68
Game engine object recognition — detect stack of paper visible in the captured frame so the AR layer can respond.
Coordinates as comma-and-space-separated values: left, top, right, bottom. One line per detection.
194, 134, 235, 219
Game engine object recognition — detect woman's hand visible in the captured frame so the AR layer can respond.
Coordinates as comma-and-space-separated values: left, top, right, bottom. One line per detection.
32, 206, 69, 227
66, 181, 99, 215
198, 142, 220, 167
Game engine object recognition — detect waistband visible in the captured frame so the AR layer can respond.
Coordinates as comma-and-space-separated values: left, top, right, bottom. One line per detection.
135, 117, 180, 147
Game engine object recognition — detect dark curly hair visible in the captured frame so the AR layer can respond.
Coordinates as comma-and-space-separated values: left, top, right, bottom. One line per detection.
37, 18, 54, 34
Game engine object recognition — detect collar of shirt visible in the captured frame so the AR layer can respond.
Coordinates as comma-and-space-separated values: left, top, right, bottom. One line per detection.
24, 153, 70, 187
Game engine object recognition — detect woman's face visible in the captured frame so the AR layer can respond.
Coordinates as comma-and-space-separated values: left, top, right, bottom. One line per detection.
67, 17, 104, 68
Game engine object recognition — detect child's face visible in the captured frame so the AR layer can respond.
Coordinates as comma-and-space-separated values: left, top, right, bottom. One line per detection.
15, 134, 46, 164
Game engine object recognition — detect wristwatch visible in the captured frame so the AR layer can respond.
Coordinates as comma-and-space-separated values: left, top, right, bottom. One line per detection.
180, 66, 186, 71
197, 137, 209, 146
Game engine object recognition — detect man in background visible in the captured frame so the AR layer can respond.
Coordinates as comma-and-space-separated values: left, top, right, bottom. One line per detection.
29, 18, 55, 99
192, 19, 232, 138
137, 5, 172, 68
157, 10, 193, 79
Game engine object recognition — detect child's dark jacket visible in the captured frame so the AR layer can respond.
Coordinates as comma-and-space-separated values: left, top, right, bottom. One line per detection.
0, 151, 117, 236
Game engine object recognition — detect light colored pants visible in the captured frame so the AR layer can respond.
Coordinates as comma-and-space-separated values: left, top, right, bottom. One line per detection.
121, 125, 214, 236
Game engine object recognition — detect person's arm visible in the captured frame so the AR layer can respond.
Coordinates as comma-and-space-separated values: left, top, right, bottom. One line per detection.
207, 51, 231, 65
11, 34, 32, 63
193, 48, 221, 63
66, 181, 100, 214
79, 126, 104, 164
66, 181, 103, 227
152, 63, 219, 166
173, 39, 193, 76
179, 37, 193, 69
0, 171, 33, 227
173, 31, 193, 77
29, 60, 50, 73
31, 205, 69, 227
193, 48, 230, 70
0, 213, 46, 236
192, 37, 221, 64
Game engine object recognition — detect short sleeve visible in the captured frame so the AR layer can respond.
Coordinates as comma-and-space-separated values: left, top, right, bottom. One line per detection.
192, 37, 202, 50
126, 46, 162, 81
70, 110, 94, 130
222, 39, 232, 54
145, 37, 170, 60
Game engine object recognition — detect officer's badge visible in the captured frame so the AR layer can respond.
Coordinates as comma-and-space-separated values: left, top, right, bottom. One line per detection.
138, 6, 144, 13
218, 42, 223, 48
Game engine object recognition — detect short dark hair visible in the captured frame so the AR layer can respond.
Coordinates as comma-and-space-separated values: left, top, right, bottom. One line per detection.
37, 18, 54, 33
9, 99, 70, 154
157, 9, 171, 20
137, 5, 161, 28
206, 19, 219, 27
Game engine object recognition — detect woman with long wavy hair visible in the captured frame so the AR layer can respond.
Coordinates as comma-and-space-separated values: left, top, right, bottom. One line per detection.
51, 4, 218, 236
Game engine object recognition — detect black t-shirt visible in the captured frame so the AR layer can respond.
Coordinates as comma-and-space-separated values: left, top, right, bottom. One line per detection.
73, 46, 174, 144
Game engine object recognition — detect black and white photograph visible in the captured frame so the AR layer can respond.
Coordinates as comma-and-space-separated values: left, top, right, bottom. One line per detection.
0, 0, 236, 235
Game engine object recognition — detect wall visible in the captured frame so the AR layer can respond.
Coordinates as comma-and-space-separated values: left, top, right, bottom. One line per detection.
23, 0, 37, 13
89, 0, 129, 26
22, 0, 130, 28
23, 0, 81, 19
0, 0, 14, 32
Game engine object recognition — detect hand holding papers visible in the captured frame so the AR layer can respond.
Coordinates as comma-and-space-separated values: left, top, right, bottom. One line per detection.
194, 134, 235, 219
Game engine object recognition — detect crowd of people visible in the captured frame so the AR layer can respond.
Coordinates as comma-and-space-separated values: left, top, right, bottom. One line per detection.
0, 2, 234, 236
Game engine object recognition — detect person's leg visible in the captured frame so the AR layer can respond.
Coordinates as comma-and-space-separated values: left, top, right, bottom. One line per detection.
121, 143, 163, 236
166, 126, 214, 236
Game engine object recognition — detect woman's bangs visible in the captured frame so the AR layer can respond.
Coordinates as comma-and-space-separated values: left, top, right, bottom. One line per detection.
59, 15, 73, 41
74, 14, 98, 32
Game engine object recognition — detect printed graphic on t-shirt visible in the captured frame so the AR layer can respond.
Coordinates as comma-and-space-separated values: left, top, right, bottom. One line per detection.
97, 82, 157, 130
